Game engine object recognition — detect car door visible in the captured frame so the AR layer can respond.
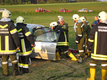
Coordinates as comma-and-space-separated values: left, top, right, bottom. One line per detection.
31, 31, 60, 61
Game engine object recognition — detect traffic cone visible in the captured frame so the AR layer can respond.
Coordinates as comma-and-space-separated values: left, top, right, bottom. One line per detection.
56, 52, 60, 60
68, 51, 77, 61
101, 69, 107, 80
87, 68, 96, 80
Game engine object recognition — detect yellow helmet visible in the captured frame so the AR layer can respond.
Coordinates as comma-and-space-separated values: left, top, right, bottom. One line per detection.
16, 16, 25, 23
71, 14, 79, 20
2, 10, 11, 18
80, 16, 86, 22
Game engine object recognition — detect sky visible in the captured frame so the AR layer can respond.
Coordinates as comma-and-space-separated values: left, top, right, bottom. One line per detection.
97, 0, 107, 1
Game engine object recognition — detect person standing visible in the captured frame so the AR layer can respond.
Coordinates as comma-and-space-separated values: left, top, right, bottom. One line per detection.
15, 16, 34, 74
50, 22, 68, 60
80, 16, 91, 57
58, 18, 69, 54
57, 15, 63, 24
0, 10, 20, 76
87, 11, 107, 80
71, 14, 86, 63
91, 16, 99, 27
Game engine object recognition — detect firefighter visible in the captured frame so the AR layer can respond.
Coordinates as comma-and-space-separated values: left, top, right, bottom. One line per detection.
0, 10, 21, 76
57, 15, 63, 24
80, 16, 91, 57
71, 14, 86, 63
50, 22, 68, 60
87, 11, 107, 80
58, 18, 69, 56
15, 16, 34, 74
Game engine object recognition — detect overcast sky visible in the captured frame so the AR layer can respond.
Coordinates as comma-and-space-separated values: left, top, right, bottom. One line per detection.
98, 0, 107, 1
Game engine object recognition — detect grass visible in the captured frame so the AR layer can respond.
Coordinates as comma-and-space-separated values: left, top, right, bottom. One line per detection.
0, 2, 107, 80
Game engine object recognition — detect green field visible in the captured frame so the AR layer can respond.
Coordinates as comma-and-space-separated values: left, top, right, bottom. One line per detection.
0, 2, 107, 80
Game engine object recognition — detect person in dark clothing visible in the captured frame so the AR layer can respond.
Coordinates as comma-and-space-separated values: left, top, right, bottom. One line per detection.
87, 11, 107, 80
50, 22, 68, 60
15, 16, 34, 74
0, 10, 21, 76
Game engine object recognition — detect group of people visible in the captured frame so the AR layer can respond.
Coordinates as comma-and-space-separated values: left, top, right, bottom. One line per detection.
72, 11, 107, 80
0, 10, 34, 76
0, 9, 107, 80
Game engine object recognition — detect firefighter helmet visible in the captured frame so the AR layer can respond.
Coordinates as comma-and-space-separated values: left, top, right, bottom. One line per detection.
50, 22, 58, 28
58, 15, 63, 19
2, 10, 11, 18
16, 16, 25, 23
71, 14, 79, 20
80, 16, 86, 22
98, 11, 107, 21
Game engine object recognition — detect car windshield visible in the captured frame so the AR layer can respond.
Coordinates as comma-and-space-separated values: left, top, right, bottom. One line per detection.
35, 31, 60, 42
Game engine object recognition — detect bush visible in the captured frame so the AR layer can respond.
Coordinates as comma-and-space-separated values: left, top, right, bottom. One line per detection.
47, 0, 57, 3
39, 1, 46, 4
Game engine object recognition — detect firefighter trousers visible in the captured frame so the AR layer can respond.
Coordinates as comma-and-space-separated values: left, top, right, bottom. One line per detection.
18, 55, 30, 73
2, 54, 18, 75
77, 36, 85, 58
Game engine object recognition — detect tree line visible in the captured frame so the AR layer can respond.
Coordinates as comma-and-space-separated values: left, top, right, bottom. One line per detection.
0, 0, 97, 5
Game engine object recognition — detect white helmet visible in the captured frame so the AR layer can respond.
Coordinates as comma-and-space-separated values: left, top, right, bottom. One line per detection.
16, 16, 25, 23
50, 22, 58, 28
98, 11, 107, 21
80, 16, 86, 22
2, 10, 11, 18
71, 14, 79, 20
58, 15, 63, 19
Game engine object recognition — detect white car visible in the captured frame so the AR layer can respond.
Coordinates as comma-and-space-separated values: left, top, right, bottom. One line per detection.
78, 8, 93, 12
0, 8, 7, 13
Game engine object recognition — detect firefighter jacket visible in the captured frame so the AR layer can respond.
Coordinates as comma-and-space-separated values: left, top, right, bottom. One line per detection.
75, 22, 85, 44
0, 20, 20, 55
83, 21, 91, 38
88, 23, 107, 61
61, 22, 69, 42
53, 25, 69, 47
16, 23, 34, 56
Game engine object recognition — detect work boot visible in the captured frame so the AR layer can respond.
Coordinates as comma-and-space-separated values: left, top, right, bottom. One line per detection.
87, 68, 96, 80
68, 52, 77, 61
19, 67, 23, 74
23, 68, 32, 73
101, 69, 107, 80
56, 52, 60, 60
12, 64, 22, 76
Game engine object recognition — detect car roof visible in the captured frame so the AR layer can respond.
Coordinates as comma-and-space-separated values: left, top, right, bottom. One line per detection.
27, 24, 45, 29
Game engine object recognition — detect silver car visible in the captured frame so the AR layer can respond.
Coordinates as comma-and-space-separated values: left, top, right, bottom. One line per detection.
15, 24, 68, 61
78, 8, 93, 12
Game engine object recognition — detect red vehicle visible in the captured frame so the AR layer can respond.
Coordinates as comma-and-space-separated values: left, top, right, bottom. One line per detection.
35, 8, 50, 12
60, 8, 72, 12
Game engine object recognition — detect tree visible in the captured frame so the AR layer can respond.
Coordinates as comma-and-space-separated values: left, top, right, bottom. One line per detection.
4, 0, 9, 4
17, 0, 22, 4
10, 0, 13, 5
0, 0, 4, 5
